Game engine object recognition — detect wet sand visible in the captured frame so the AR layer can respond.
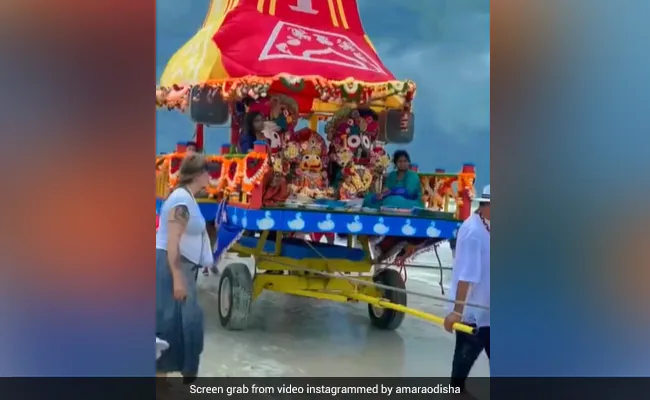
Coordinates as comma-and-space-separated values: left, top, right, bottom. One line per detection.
196, 265, 490, 377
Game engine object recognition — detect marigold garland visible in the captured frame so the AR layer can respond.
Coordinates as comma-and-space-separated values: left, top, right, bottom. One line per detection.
224, 158, 244, 191
342, 164, 373, 194
155, 75, 416, 113
241, 151, 269, 194
455, 172, 477, 208
156, 152, 187, 188
205, 155, 227, 197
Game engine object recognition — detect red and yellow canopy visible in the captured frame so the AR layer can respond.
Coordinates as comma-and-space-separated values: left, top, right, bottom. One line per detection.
159, 0, 416, 113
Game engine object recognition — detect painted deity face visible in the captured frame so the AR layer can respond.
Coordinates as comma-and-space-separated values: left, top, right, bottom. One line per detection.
346, 133, 371, 153
300, 154, 322, 172
262, 122, 282, 153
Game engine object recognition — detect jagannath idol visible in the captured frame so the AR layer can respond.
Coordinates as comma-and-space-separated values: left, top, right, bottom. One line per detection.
232, 96, 388, 205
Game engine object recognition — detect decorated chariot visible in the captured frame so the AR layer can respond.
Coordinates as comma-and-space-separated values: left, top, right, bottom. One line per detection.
156, 0, 478, 333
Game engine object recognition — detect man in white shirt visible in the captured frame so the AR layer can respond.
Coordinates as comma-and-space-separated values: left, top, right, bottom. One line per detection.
444, 185, 490, 393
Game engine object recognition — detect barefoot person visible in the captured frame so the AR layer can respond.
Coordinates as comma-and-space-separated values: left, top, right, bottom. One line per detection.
444, 184, 490, 393
156, 153, 213, 384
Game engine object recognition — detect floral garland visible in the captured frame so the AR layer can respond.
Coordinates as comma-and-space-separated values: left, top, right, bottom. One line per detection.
279, 74, 305, 92
400, 90, 414, 131
341, 164, 373, 194
156, 153, 187, 188
325, 106, 353, 139
205, 155, 227, 197
476, 209, 490, 234
434, 176, 456, 208
268, 94, 299, 132
224, 158, 244, 191
155, 156, 166, 169
208, 78, 272, 100
241, 151, 269, 194
156, 85, 190, 111
369, 142, 390, 174
455, 172, 476, 208
283, 141, 301, 161
155, 76, 417, 112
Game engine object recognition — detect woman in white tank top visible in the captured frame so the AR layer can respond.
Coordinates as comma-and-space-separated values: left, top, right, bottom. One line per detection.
156, 153, 213, 384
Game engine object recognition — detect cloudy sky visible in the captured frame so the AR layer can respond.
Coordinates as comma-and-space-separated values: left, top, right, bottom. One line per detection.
156, 0, 490, 187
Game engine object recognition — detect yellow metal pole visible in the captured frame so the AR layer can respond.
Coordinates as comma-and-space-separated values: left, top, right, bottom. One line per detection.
345, 292, 476, 334
309, 115, 318, 131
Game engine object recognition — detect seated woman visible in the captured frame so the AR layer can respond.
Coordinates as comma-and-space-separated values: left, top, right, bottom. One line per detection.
363, 149, 424, 210
238, 111, 265, 154
363, 150, 439, 267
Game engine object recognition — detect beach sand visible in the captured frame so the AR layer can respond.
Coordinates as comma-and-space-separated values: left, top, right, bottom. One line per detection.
195, 243, 489, 378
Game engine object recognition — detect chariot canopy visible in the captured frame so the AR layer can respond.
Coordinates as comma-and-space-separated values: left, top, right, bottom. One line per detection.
159, 0, 416, 114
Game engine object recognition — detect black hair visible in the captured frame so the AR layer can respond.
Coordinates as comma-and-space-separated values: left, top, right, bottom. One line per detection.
392, 149, 411, 165
186, 141, 197, 148
244, 111, 264, 139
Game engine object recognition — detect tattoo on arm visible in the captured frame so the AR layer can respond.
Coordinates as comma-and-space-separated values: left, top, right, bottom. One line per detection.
171, 205, 190, 224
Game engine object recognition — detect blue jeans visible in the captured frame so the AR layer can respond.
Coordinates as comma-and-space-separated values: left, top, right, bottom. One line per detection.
156, 249, 204, 376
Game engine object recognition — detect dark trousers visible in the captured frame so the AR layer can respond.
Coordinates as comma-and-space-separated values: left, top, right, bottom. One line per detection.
451, 325, 490, 391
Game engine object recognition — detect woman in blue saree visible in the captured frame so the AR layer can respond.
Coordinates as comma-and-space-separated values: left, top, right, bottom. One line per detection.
364, 149, 424, 209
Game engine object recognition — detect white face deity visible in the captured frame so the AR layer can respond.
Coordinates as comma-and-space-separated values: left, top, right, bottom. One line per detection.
262, 121, 282, 153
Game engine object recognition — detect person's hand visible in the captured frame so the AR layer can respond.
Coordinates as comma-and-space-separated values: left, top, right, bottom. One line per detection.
376, 190, 390, 200
444, 311, 462, 333
173, 275, 187, 301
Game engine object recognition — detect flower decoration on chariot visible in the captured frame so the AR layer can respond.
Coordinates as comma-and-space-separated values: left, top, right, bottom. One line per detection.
167, 154, 186, 183
335, 147, 354, 166
343, 118, 361, 136
283, 141, 301, 161
370, 141, 390, 169
206, 156, 225, 187
291, 128, 327, 154
269, 95, 299, 133
341, 164, 374, 195
157, 85, 190, 111
261, 121, 283, 154
272, 157, 290, 175
364, 116, 379, 138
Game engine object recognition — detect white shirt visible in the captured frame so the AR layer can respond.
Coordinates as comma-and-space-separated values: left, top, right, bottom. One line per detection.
448, 213, 490, 327
156, 188, 214, 267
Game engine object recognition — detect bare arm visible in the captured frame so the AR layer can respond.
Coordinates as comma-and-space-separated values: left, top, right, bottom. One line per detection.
453, 281, 471, 314
452, 235, 481, 315
166, 205, 189, 277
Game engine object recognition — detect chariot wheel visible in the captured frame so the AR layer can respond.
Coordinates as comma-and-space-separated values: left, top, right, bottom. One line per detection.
368, 268, 407, 330
218, 263, 253, 330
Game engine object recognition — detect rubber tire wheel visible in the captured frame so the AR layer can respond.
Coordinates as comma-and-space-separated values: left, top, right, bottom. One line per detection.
368, 268, 407, 330
218, 263, 253, 330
